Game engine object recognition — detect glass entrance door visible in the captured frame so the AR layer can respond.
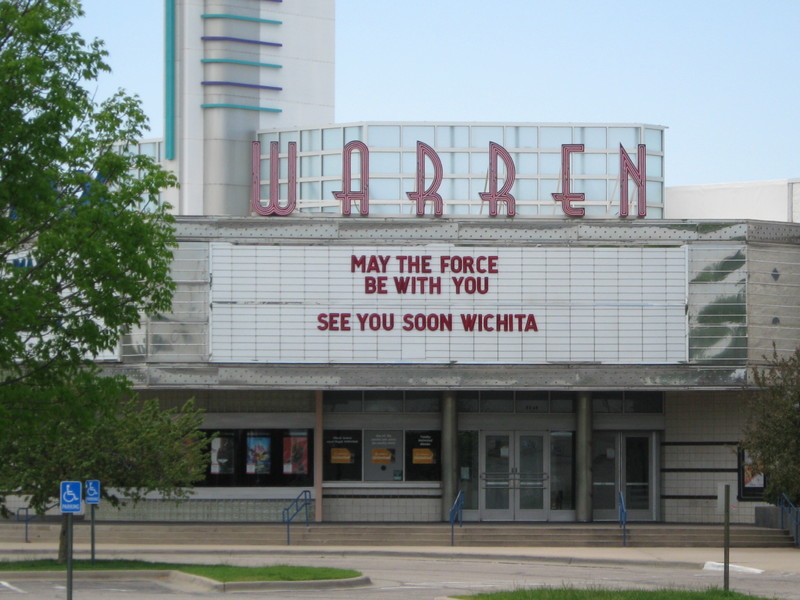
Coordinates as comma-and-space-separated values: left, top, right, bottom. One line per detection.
482, 433, 513, 519
592, 432, 656, 521
480, 432, 565, 521
517, 433, 547, 519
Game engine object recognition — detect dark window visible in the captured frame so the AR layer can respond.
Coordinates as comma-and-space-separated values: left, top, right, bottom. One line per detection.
323, 430, 362, 481
365, 430, 403, 481
550, 392, 576, 413
324, 390, 363, 412
364, 390, 403, 412
201, 429, 313, 487
405, 431, 441, 481
457, 390, 479, 412
405, 390, 441, 412
593, 391, 624, 413
624, 392, 663, 413
480, 390, 514, 412
516, 391, 549, 413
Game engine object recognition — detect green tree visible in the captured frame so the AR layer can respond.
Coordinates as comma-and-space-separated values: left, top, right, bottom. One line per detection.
0, 0, 208, 560
0, 0, 175, 389
742, 348, 800, 504
0, 379, 209, 560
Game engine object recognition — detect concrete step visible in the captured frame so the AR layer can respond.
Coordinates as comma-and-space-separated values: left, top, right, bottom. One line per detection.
1, 522, 794, 548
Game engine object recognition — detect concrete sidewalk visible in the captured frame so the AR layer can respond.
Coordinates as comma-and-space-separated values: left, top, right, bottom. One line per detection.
1, 541, 798, 575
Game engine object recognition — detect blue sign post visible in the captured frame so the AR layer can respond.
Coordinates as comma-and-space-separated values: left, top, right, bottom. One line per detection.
85, 480, 101, 564
60, 481, 82, 513
60, 481, 82, 600
85, 480, 100, 505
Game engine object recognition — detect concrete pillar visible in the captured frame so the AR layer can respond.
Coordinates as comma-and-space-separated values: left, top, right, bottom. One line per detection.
314, 390, 324, 522
441, 390, 458, 521
575, 391, 592, 522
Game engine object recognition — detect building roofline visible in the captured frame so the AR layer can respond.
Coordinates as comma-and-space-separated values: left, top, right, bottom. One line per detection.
173, 216, 800, 246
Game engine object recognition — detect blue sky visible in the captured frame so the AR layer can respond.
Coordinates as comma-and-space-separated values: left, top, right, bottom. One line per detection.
78, 0, 798, 187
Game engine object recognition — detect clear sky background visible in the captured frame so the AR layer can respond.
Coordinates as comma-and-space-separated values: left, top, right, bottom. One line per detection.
78, 0, 798, 187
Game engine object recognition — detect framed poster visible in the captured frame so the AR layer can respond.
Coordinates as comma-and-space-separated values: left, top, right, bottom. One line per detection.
210, 434, 235, 475
323, 430, 362, 481
738, 447, 765, 501
283, 431, 308, 475
246, 434, 271, 475
365, 430, 402, 481
405, 430, 441, 481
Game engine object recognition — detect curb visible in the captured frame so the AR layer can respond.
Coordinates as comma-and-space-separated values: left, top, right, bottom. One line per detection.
213, 575, 372, 592
165, 570, 372, 592
0, 569, 372, 592
0, 546, 705, 571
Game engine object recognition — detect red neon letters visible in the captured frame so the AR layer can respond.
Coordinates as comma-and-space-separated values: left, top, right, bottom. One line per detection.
252, 141, 647, 218
551, 144, 586, 217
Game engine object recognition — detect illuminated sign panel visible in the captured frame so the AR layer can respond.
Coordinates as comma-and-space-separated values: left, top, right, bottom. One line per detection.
210, 244, 686, 365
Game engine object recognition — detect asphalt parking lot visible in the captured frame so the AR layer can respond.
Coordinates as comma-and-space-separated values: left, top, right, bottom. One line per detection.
2, 546, 800, 599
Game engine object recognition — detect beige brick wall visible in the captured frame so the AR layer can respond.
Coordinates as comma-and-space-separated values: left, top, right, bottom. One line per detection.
662, 390, 767, 523
323, 488, 441, 522
323, 497, 440, 521
94, 498, 298, 522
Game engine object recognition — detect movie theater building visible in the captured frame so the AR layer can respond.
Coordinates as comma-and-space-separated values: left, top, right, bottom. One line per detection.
101, 1, 800, 524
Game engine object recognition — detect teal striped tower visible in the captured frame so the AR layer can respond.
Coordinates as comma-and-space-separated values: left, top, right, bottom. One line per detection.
165, 0, 334, 215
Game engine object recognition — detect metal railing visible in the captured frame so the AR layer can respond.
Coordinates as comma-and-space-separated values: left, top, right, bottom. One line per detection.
449, 490, 464, 546
16, 502, 57, 543
282, 490, 312, 546
618, 491, 628, 547
778, 493, 800, 547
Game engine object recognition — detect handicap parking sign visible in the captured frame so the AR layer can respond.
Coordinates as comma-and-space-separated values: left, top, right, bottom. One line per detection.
85, 480, 100, 505
60, 481, 82, 513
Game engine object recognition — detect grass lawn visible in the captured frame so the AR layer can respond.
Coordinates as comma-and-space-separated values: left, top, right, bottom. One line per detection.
0, 559, 360, 583
452, 590, 775, 600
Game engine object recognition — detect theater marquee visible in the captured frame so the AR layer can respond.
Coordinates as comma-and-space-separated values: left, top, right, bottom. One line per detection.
210, 244, 687, 365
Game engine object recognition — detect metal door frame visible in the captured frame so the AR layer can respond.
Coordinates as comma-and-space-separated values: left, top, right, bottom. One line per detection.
592, 431, 658, 521
479, 431, 549, 521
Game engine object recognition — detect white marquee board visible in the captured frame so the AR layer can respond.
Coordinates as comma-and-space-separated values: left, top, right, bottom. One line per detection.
210, 243, 687, 364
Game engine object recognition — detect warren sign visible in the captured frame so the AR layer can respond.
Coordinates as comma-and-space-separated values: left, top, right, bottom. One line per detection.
250, 141, 648, 218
